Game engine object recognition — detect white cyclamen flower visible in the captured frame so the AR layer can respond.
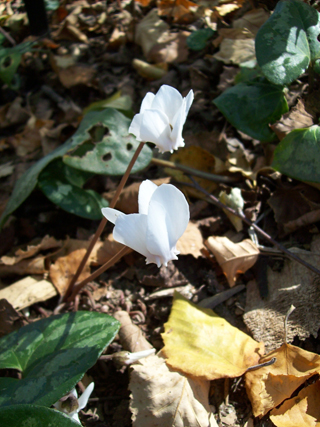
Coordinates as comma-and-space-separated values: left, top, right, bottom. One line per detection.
102, 180, 189, 267
53, 382, 94, 424
128, 85, 194, 153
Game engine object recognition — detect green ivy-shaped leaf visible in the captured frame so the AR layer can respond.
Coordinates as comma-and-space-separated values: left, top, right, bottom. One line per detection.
63, 108, 152, 175
0, 405, 79, 427
213, 81, 288, 142
0, 311, 120, 407
272, 125, 320, 183
187, 28, 215, 51
0, 108, 152, 230
255, 0, 320, 85
38, 159, 109, 220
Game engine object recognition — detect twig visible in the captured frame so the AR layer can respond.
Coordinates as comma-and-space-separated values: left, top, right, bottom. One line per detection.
67, 247, 131, 302
63, 141, 145, 302
187, 176, 320, 277
151, 158, 240, 184
0, 27, 16, 46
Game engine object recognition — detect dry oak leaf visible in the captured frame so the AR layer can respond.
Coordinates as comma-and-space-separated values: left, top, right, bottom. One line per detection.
162, 292, 264, 381
270, 380, 320, 427
129, 353, 218, 427
245, 343, 320, 418
205, 236, 259, 287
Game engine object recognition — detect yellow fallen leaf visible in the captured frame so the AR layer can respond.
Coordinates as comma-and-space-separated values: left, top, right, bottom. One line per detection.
219, 188, 244, 232
162, 292, 264, 380
270, 380, 320, 427
130, 353, 218, 427
132, 59, 167, 80
205, 236, 259, 287
245, 343, 320, 417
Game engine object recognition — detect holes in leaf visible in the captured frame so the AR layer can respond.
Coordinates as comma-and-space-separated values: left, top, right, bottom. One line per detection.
89, 124, 110, 143
103, 152, 112, 161
2, 55, 12, 69
318, 33, 320, 42
126, 143, 133, 151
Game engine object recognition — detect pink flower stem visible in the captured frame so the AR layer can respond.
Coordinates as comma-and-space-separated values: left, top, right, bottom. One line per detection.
62, 141, 145, 302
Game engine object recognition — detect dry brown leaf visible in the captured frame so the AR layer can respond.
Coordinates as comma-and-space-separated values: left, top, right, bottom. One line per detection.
284, 209, 320, 234
1, 235, 62, 266
50, 248, 90, 296
166, 146, 227, 198
213, 28, 255, 64
270, 380, 320, 427
58, 64, 96, 88
0, 257, 47, 277
135, 9, 169, 58
162, 292, 264, 381
148, 30, 190, 64
0, 299, 28, 338
158, 0, 197, 23
176, 221, 203, 258
113, 310, 153, 353
233, 8, 270, 35
7, 116, 54, 157
0, 97, 30, 129
0, 276, 57, 311
129, 353, 218, 427
245, 343, 320, 417
205, 237, 259, 287
270, 99, 314, 140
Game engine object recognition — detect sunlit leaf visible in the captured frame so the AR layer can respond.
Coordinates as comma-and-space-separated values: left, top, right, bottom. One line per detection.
255, 0, 320, 85
162, 292, 264, 380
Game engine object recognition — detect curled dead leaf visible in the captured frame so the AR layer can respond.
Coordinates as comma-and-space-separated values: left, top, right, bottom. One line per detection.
113, 310, 153, 353
205, 236, 259, 287
245, 343, 320, 417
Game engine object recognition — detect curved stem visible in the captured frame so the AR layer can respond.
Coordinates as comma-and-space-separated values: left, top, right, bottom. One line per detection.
63, 141, 145, 302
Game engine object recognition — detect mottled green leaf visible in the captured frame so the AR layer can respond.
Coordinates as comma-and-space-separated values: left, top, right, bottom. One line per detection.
0, 108, 151, 229
256, 0, 320, 85
187, 28, 215, 51
0, 312, 120, 407
213, 81, 288, 142
38, 159, 108, 220
272, 125, 320, 183
0, 405, 79, 427
63, 108, 152, 175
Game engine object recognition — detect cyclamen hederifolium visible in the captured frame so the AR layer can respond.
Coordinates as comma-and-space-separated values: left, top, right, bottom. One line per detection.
102, 180, 190, 267
128, 85, 194, 153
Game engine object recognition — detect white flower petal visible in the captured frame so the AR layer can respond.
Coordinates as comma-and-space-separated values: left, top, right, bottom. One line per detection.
138, 180, 158, 215
185, 89, 194, 117
101, 208, 125, 225
128, 113, 143, 140
113, 213, 152, 259
151, 85, 184, 123
148, 184, 189, 249
139, 109, 171, 148
71, 412, 81, 424
140, 92, 155, 113
146, 201, 173, 266
78, 382, 94, 410
170, 106, 186, 151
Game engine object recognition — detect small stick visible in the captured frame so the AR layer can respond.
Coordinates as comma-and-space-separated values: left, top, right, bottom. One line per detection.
67, 246, 130, 302
246, 357, 276, 372
63, 141, 145, 302
187, 176, 320, 277
151, 158, 240, 184
0, 27, 16, 46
